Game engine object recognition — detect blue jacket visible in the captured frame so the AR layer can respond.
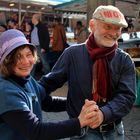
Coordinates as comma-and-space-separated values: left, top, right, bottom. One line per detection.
40, 44, 136, 123
0, 75, 80, 140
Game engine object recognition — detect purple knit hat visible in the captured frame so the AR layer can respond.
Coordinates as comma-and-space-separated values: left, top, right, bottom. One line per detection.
0, 29, 35, 64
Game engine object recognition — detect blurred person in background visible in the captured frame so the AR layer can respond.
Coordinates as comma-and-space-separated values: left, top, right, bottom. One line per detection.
74, 21, 87, 44
50, 18, 67, 68
0, 24, 7, 35
31, 13, 50, 77
24, 21, 33, 42
7, 19, 17, 29
51, 18, 67, 65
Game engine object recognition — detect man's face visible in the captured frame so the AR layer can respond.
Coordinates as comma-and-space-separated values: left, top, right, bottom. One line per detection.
31, 15, 36, 25
93, 20, 122, 47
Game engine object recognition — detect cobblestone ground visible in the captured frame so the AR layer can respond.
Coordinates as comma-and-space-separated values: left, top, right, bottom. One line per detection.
43, 83, 140, 140
123, 107, 140, 140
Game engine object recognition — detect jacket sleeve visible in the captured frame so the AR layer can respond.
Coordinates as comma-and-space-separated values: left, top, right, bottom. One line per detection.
33, 78, 67, 112
39, 49, 69, 94
1, 110, 81, 140
42, 95, 67, 112
100, 54, 136, 123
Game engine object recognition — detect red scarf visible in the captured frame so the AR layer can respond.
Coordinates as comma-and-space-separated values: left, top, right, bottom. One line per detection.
86, 33, 117, 102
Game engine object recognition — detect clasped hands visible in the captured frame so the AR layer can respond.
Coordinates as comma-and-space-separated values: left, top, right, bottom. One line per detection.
78, 99, 104, 129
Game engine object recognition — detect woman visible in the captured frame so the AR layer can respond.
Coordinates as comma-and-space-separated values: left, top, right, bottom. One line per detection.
0, 29, 97, 140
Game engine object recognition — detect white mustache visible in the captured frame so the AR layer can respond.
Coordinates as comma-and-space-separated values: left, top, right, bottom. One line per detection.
106, 34, 119, 40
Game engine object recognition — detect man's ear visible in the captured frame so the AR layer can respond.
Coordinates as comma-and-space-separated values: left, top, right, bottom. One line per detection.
88, 19, 94, 32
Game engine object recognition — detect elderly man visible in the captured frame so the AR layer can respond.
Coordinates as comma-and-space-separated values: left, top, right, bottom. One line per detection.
40, 5, 136, 140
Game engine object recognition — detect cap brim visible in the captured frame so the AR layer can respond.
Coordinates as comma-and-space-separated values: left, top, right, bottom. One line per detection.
0, 42, 36, 64
94, 17, 128, 28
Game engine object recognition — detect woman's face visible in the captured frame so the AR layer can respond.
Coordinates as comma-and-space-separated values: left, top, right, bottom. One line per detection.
13, 46, 35, 78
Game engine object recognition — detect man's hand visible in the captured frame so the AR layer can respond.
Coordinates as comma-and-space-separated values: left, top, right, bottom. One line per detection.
78, 99, 99, 128
88, 109, 104, 129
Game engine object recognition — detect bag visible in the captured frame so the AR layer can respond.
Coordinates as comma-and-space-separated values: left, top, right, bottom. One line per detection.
64, 42, 70, 48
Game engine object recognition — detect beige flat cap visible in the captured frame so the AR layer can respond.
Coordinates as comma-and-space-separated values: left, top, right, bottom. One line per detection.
93, 5, 128, 28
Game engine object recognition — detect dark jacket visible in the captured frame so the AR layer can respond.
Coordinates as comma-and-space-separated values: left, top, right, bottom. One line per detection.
36, 22, 50, 52
39, 44, 136, 124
